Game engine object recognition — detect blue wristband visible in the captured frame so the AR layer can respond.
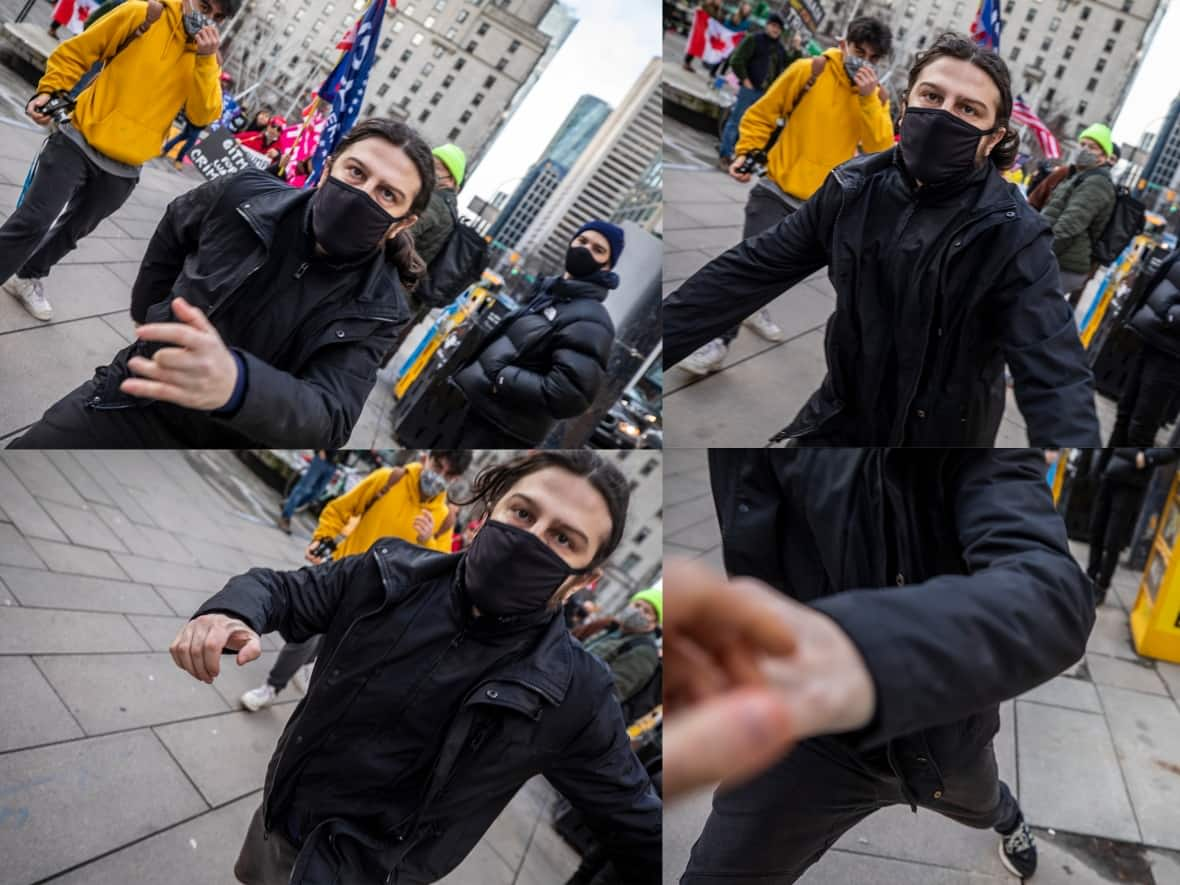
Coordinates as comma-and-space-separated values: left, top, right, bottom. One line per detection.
212, 350, 247, 414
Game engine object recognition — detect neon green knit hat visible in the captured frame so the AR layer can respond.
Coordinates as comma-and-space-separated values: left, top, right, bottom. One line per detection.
1078, 123, 1114, 158
432, 143, 467, 187
630, 587, 663, 624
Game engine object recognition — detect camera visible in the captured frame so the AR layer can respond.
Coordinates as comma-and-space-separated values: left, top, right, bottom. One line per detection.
39, 92, 76, 126
309, 537, 337, 560
735, 149, 769, 177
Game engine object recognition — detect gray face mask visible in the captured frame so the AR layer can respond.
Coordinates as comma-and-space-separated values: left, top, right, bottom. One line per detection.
619, 606, 652, 632
844, 53, 871, 86
1074, 149, 1103, 170
183, 1, 211, 36
419, 469, 448, 501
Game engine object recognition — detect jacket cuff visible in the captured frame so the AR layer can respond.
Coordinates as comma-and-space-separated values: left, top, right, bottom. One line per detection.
211, 349, 248, 416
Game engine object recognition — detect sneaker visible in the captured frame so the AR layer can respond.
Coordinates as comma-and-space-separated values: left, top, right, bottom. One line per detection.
743, 308, 786, 342
172, 159, 184, 171
291, 662, 315, 694
276, 514, 292, 534
998, 817, 1037, 879
679, 339, 728, 376
3, 276, 52, 321
240, 684, 278, 712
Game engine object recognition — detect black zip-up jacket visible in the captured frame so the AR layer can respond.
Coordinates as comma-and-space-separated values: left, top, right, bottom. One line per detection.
89, 169, 410, 447
664, 149, 1101, 447
1129, 250, 1180, 359
707, 448, 1094, 803
453, 274, 616, 444
193, 540, 661, 885
1098, 447, 1180, 487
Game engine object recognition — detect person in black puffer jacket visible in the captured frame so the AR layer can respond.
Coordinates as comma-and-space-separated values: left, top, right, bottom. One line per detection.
451, 220, 622, 446
1120, 250, 1180, 446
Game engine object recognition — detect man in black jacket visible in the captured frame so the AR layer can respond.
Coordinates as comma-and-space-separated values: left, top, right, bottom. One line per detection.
664, 32, 1100, 447
169, 451, 661, 885
9, 118, 435, 449
1120, 249, 1180, 446
680, 448, 1095, 883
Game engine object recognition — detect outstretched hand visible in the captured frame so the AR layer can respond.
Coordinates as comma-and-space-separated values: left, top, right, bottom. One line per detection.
169, 613, 262, 683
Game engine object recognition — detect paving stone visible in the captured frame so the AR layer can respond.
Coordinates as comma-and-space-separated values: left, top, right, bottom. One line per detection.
117, 554, 233, 592
47, 793, 259, 885
1015, 699, 1140, 842
125, 614, 198, 652
996, 700, 1016, 791
0, 606, 149, 654
0, 729, 208, 885
70, 451, 159, 527
1147, 847, 1180, 885
38, 499, 127, 552
438, 836, 516, 885
513, 801, 581, 885
156, 585, 225, 618
798, 849, 1001, 884
1096, 684, 1180, 851
0, 522, 45, 569
667, 515, 722, 552
1019, 674, 1104, 714
153, 705, 295, 806
35, 652, 230, 735
43, 451, 116, 506
90, 504, 199, 565
0, 565, 170, 616
1087, 653, 1168, 696
1086, 605, 1141, 662
0, 262, 130, 335
26, 537, 128, 580
0, 656, 84, 753
482, 784, 542, 871
178, 535, 259, 574
206, 649, 305, 709
0, 459, 68, 542
1156, 660, 1180, 704
0, 451, 83, 506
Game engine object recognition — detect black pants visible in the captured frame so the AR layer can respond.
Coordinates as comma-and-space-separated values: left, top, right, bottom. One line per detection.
0, 131, 138, 282
1110, 345, 1180, 447
8, 379, 188, 448
719, 186, 797, 345
681, 736, 1019, 884
1087, 478, 1146, 591
267, 636, 322, 690
457, 409, 534, 447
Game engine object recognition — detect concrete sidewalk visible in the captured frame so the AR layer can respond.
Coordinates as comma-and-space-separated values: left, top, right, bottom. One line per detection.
663, 448, 1180, 885
0, 450, 579, 885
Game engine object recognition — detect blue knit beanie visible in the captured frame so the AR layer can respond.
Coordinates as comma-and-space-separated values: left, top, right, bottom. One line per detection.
573, 220, 626, 269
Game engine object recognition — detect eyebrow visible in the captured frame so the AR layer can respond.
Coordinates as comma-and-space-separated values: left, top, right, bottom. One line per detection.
917, 82, 987, 114
508, 493, 591, 547
343, 156, 406, 202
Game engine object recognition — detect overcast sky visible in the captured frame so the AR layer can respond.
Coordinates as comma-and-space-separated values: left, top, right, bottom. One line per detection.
462, 0, 659, 208
1113, 0, 1180, 148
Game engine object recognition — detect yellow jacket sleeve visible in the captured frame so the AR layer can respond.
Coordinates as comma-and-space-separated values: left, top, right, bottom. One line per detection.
857, 88, 895, 153
186, 53, 223, 127
314, 467, 401, 541
37, 1, 145, 95
735, 58, 814, 159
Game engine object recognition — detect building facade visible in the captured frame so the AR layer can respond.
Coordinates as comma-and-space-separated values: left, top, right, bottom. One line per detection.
610, 153, 663, 236
1141, 95, 1180, 205
224, 0, 564, 170
516, 56, 662, 270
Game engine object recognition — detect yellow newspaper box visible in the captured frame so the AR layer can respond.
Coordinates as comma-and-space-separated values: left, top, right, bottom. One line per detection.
1131, 469, 1180, 663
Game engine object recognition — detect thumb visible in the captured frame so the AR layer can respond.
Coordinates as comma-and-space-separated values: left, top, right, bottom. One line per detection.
663, 689, 795, 800
234, 633, 262, 666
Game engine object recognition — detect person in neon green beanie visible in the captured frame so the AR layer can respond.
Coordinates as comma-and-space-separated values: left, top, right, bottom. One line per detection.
1041, 122, 1118, 307
580, 586, 662, 711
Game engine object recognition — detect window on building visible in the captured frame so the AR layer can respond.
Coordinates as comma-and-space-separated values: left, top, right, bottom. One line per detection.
454, 57, 465, 69
1045, 87, 1056, 102
508, 39, 520, 53
389, 65, 401, 78
477, 22, 489, 35
353, 0, 364, 7
1025, 7, 1035, 21
380, 36, 391, 49
364, 102, 375, 115
442, 74, 454, 87
403, 3, 415, 12
1086, 77, 1097, 91
422, 61, 434, 74
640, 458, 659, 477
435, 0, 446, 8
377, 83, 390, 97
294, 6, 305, 18
323, 1, 333, 11
1071, 24, 1082, 39
399, 96, 411, 108
457, 8, 468, 21
905, 2, 915, 15
448, 127, 461, 140
434, 46, 445, 58
401, 49, 413, 61
1055, 63, 1065, 78
484, 75, 496, 88
898, 25, 907, 39
393, 20, 404, 31
446, 27, 457, 39
954, 1, 964, 14
1122, 0, 1132, 10
619, 554, 642, 574
1009, 46, 1020, 61
287, 52, 299, 65
418, 109, 430, 122
284, 23, 294, 34
466, 40, 477, 52
410, 79, 422, 93
1095, 57, 1106, 72
1004, 0, 1014, 12
1018, 26, 1028, 40
302, 36, 312, 47
1104, 38, 1115, 52
1048, 16, 1059, 31
495, 57, 507, 70
1057, 0, 1067, 10
429, 91, 442, 105
471, 92, 484, 105
460, 109, 472, 123
1077, 100, 1088, 115
412, 32, 424, 45
424, 15, 434, 28
1041, 37, 1052, 50
312, 17, 324, 30
632, 527, 651, 545
1080, 4, 1091, 18
1033, 54, 1044, 68
1113, 17, 1124, 31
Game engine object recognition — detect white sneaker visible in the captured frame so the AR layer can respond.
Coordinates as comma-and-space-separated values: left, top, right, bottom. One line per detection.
3, 275, 52, 321
743, 308, 786, 342
240, 683, 278, 712
679, 339, 728, 376
291, 662, 315, 693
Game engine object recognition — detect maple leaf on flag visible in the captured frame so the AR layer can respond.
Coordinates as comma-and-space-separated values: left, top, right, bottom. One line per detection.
708, 34, 728, 52
78, 6, 89, 20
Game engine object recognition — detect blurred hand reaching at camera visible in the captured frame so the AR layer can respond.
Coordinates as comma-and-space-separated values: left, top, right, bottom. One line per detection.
169, 613, 262, 684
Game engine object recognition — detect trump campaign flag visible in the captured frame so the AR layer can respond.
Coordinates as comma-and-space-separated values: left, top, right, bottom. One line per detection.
969, 0, 1002, 50
307, 0, 389, 186
686, 9, 745, 65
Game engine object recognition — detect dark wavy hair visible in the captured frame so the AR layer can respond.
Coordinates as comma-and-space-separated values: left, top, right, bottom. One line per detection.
906, 32, 1020, 170
452, 451, 631, 568
330, 118, 436, 291
847, 16, 892, 58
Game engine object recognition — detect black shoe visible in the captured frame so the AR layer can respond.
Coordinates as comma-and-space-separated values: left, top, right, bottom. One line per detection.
998, 817, 1037, 879
1094, 583, 1109, 608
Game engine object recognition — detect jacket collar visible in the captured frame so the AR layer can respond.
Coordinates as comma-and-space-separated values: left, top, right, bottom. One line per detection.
546, 274, 615, 301
835, 147, 1017, 214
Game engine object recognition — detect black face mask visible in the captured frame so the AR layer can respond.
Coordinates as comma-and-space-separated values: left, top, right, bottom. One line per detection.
899, 107, 998, 187
565, 245, 604, 279
311, 175, 403, 261
463, 520, 592, 616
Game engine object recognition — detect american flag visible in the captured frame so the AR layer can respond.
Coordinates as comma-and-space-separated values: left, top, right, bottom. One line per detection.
968, 0, 1002, 50
1011, 96, 1061, 159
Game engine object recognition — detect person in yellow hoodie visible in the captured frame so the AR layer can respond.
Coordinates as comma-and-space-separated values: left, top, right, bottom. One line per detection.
680, 16, 894, 377
240, 451, 473, 711
1, 0, 228, 323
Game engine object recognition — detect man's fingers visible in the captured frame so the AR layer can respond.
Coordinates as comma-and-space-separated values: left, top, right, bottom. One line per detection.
171, 297, 215, 333
187, 621, 214, 682
170, 623, 195, 677
120, 377, 192, 405
135, 321, 202, 349
234, 632, 263, 666
151, 346, 204, 372
664, 688, 795, 800
127, 355, 190, 387
201, 622, 228, 682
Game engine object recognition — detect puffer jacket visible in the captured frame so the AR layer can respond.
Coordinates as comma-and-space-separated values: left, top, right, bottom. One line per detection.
411, 187, 458, 267
1128, 249, 1180, 359
1042, 166, 1116, 274
453, 273, 616, 444
708, 448, 1094, 801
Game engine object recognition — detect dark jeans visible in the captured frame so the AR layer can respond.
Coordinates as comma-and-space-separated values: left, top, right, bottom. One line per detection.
1110, 346, 1180, 447
1087, 478, 1146, 591
163, 121, 203, 162
719, 185, 798, 346
267, 635, 322, 691
719, 85, 763, 160
682, 736, 1020, 884
0, 130, 137, 282
281, 458, 335, 519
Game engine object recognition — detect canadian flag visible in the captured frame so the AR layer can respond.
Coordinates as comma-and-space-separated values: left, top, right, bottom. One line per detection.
51, 0, 98, 35
686, 9, 745, 65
